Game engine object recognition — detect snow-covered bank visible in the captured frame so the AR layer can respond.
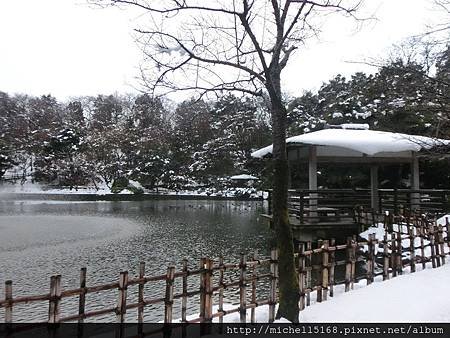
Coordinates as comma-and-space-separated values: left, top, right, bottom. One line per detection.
298, 263, 450, 323
0, 182, 267, 199
0, 181, 112, 195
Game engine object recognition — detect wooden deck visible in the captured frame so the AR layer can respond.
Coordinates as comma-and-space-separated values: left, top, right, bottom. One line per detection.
260, 213, 359, 230
264, 188, 449, 228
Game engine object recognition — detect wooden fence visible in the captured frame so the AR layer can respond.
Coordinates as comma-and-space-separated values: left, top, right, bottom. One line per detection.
0, 255, 275, 324
1, 214, 449, 325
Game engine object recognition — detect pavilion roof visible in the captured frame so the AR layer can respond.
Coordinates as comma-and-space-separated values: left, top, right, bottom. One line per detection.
251, 128, 450, 158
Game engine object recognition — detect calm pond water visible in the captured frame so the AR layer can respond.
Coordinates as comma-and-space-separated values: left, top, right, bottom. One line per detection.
0, 199, 274, 322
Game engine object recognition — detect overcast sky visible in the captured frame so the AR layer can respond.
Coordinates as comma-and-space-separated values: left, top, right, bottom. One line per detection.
0, 0, 446, 101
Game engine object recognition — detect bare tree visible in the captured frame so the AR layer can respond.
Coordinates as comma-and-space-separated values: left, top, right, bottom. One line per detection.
426, 0, 450, 39
92, 0, 362, 321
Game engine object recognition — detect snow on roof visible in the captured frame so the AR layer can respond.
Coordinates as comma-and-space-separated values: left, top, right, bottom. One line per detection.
328, 123, 369, 130
230, 174, 258, 180
251, 128, 450, 158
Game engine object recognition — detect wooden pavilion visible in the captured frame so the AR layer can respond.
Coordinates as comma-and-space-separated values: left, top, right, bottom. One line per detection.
252, 124, 450, 230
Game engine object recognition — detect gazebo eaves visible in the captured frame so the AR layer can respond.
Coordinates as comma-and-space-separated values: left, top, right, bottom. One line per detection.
251, 128, 450, 159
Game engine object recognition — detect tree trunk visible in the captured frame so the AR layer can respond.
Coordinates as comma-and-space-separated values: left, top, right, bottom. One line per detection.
269, 92, 300, 323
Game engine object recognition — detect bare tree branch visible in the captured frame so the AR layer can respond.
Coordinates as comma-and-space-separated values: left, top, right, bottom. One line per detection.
135, 28, 266, 82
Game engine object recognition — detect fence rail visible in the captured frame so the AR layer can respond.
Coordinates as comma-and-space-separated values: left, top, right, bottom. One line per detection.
267, 189, 449, 225
1, 214, 449, 325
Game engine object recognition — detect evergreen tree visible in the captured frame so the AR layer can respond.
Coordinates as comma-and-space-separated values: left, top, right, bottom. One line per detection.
170, 98, 213, 184
191, 94, 261, 183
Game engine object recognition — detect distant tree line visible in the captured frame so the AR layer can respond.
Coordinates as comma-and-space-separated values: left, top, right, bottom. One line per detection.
0, 92, 271, 190
1, 44, 450, 190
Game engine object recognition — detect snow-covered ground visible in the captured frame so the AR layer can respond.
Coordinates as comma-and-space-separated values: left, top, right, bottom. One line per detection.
296, 263, 450, 323
185, 262, 450, 323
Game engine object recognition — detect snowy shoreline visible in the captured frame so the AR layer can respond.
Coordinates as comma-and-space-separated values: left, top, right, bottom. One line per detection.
0, 181, 266, 201
0, 191, 264, 202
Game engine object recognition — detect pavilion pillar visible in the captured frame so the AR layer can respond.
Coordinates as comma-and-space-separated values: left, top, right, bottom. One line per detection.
411, 153, 420, 211
308, 146, 318, 220
370, 165, 379, 212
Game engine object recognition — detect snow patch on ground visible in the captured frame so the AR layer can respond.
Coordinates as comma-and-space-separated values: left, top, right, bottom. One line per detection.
298, 263, 450, 322
359, 215, 449, 258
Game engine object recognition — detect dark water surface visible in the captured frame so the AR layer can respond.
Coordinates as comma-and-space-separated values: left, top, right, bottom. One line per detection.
0, 199, 273, 322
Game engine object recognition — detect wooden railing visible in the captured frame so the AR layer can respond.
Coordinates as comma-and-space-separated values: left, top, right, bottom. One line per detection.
378, 189, 449, 214
267, 189, 449, 225
1, 214, 449, 326
0, 255, 275, 324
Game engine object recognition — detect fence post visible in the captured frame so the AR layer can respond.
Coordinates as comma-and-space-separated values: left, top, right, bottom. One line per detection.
239, 254, 247, 323
383, 231, 390, 280
5, 280, 12, 324
321, 240, 329, 301
429, 224, 437, 269
199, 257, 207, 322
345, 237, 352, 292
268, 249, 278, 323
367, 234, 374, 285
391, 232, 397, 278
218, 256, 224, 324
116, 271, 128, 323
419, 217, 426, 269
79, 268, 87, 323
396, 231, 403, 275
446, 217, 450, 248
351, 238, 356, 290
408, 223, 416, 273
298, 243, 306, 310
316, 240, 323, 303
205, 259, 214, 323
181, 259, 188, 323
250, 254, 257, 323
405, 214, 414, 273
434, 225, 442, 267
438, 225, 446, 265
48, 275, 62, 324
306, 241, 312, 306
329, 238, 335, 297
137, 262, 145, 324
164, 266, 176, 324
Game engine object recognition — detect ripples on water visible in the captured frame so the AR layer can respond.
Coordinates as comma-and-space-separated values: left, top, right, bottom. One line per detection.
0, 199, 273, 322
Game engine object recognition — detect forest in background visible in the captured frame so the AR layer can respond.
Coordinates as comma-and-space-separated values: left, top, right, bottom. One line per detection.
1, 42, 450, 192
